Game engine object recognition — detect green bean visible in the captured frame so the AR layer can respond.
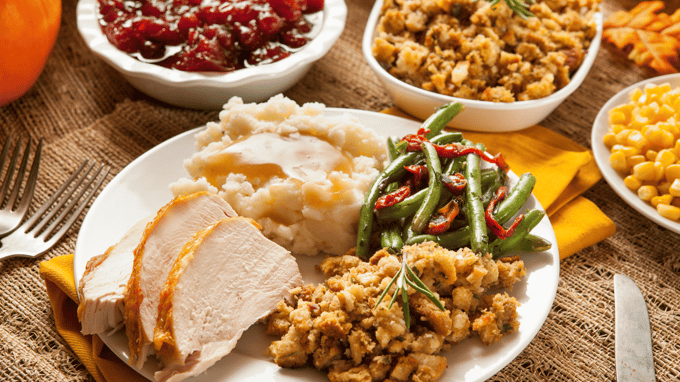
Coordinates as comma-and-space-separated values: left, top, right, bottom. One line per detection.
423, 102, 464, 139
355, 126, 464, 260
493, 173, 536, 224
404, 233, 439, 246
387, 137, 401, 161
480, 167, 507, 191
406, 226, 471, 249
490, 209, 545, 258
517, 234, 552, 253
464, 142, 488, 254
411, 141, 443, 233
376, 189, 426, 222
380, 223, 404, 253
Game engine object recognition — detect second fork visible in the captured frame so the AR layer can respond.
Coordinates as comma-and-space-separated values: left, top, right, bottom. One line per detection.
0, 133, 43, 236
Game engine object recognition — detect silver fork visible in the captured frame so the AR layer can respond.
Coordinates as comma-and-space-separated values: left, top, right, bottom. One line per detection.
0, 133, 43, 236
0, 159, 110, 261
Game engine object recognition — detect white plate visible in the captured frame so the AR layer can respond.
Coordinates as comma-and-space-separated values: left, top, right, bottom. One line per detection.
74, 109, 559, 382
362, 0, 602, 132
592, 73, 680, 234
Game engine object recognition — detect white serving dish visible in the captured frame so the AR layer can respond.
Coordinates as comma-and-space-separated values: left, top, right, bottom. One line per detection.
76, 0, 347, 109
74, 108, 559, 382
592, 73, 680, 234
362, 0, 602, 132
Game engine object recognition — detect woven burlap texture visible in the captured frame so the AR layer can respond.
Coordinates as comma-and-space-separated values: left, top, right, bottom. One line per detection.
2, 0, 680, 381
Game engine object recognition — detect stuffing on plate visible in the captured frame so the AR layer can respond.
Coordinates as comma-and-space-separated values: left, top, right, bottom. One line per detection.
266, 242, 526, 381
372, 0, 601, 102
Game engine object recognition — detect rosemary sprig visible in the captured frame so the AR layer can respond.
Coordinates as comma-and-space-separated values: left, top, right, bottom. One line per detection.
374, 252, 446, 328
477, 0, 535, 18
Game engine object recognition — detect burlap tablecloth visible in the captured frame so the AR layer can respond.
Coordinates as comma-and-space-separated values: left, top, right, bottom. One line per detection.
2, 0, 680, 381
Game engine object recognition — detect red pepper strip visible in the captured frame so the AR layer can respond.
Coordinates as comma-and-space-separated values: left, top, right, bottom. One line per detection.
425, 200, 460, 234
442, 172, 467, 194
401, 128, 431, 151
375, 185, 411, 210
405, 165, 428, 188
485, 187, 524, 239
434, 143, 510, 173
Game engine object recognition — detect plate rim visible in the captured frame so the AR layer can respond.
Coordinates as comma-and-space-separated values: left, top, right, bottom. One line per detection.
591, 72, 680, 234
74, 107, 559, 381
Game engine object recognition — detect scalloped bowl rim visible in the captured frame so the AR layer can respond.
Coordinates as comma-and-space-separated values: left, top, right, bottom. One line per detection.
362, 0, 603, 111
76, 0, 347, 88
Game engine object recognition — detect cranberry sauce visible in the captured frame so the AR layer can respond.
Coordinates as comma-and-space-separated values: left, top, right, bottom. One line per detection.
98, 0, 324, 72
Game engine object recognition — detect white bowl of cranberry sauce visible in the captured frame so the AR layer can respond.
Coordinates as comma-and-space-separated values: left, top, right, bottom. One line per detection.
77, 0, 347, 109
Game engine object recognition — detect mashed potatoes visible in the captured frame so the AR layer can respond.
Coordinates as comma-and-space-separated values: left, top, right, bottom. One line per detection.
171, 95, 387, 256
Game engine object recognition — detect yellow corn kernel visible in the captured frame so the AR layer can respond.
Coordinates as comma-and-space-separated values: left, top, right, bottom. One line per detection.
654, 161, 665, 182
658, 103, 676, 120
623, 175, 642, 191
609, 110, 627, 125
611, 104, 634, 120
616, 129, 633, 144
646, 149, 658, 161
671, 95, 680, 111
651, 194, 673, 207
640, 102, 659, 120
626, 130, 648, 150
610, 151, 629, 173
669, 179, 680, 197
674, 140, 680, 156
656, 149, 678, 168
626, 155, 646, 168
630, 115, 650, 131
603, 132, 618, 148
657, 203, 680, 220
658, 182, 671, 195
657, 129, 675, 149
633, 161, 656, 181
658, 121, 680, 138
610, 124, 625, 134
645, 124, 664, 144
666, 164, 680, 182
630, 88, 643, 103
638, 185, 658, 201
612, 144, 640, 157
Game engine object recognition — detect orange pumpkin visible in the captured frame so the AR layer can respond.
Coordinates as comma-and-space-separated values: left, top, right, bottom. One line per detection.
0, 0, 62, 106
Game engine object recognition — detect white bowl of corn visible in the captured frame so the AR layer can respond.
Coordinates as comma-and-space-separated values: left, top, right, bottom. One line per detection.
592, 73, 680, 233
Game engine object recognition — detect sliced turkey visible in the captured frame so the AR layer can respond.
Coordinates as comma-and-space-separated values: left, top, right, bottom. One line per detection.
77, 215, 152, 335
153, 217, 302, 382
124, 191, 237, 369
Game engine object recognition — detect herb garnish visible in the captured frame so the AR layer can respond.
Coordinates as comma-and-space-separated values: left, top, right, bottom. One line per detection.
374, 251, 446, 328
477, 0, 534, 18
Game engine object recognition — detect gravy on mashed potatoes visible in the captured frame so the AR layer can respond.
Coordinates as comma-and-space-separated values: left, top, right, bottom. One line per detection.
171, 95, 387, 256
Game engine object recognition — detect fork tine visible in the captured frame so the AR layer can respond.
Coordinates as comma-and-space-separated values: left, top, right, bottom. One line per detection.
41, 165, 110, 244
37, 163, 105, 240
5, 136, 34, 210
14, 138, 43, 215
23, 159, 90, 231
0, 135, 22, 203
29, 160, 95, 235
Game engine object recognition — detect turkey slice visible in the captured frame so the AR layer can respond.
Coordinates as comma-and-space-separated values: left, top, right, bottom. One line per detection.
153, 217, 302, 382
124, 191, 237, 369
77, 215, 152, 335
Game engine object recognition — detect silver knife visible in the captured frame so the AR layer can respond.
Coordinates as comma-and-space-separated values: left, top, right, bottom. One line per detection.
614, 274, 656, 381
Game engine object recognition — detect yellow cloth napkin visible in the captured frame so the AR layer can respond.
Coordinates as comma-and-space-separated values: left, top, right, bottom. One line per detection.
38, 109, 616, 382
39, 255, 147, 382
382, 107, 616, 258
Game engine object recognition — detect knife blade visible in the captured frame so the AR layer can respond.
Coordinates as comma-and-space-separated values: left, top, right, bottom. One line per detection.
614, 274, 656, 382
